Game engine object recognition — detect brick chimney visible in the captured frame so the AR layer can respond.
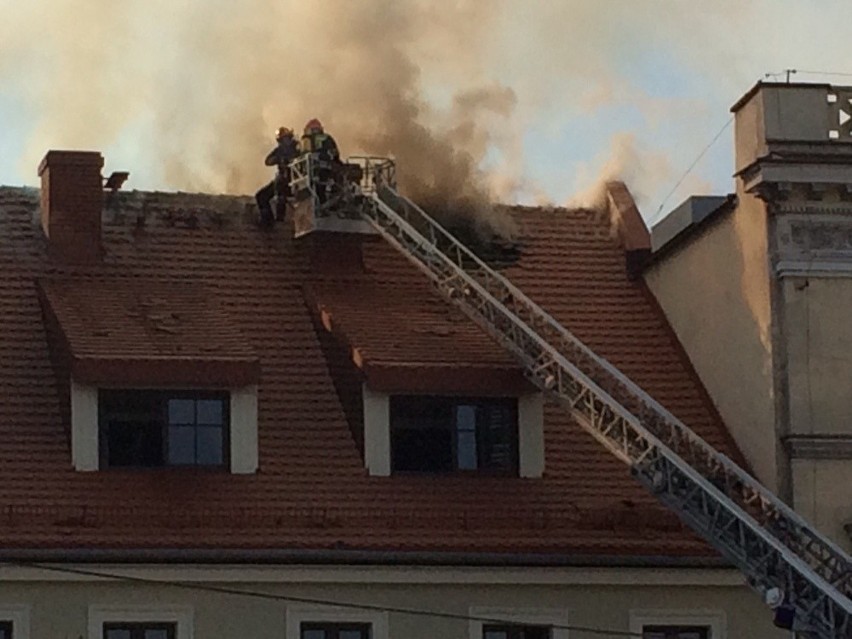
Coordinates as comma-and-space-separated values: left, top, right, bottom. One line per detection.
605, 180, 651, 279
38, 150, 104, 263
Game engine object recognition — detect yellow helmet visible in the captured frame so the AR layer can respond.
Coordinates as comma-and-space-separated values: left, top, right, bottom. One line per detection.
275, 126, 293, 141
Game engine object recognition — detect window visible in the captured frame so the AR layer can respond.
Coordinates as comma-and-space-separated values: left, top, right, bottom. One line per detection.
99, 390, 228, 468
88, 605, 191, 639
102, 624, 176, 639
390, 396, 518, 473
287, 605, 386, 639
0, 621, 11, 639
483, 624, 551, 639
300, 623, 371, 639
629, 611, 724, 639
642, 627, 709, 639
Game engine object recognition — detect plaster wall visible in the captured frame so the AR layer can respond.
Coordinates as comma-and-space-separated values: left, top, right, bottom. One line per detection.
0, 573, 786, 639
644, 191, 777, 488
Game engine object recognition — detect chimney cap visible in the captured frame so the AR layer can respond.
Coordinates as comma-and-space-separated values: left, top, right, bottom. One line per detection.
38, 150, 104, 177
104, 171, 130, 191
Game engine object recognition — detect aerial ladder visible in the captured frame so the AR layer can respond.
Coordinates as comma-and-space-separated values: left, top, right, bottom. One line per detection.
290, 155, 852, 638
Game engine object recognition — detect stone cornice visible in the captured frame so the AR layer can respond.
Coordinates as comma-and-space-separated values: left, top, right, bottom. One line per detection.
784, 435, 852, 459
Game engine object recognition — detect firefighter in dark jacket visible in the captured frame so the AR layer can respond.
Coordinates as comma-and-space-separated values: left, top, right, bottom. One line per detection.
255, 126, 300, 226
300, 118, 341, 203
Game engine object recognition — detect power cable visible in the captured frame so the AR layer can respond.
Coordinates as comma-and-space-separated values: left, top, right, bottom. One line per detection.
648, 117, 733, 227
5, 560, 643, 638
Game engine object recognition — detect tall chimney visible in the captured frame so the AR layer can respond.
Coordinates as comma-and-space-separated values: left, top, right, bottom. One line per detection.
38, 150, 104, 263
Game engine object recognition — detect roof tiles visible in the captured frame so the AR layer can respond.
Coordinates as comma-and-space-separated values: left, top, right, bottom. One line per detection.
0, 186, 740, 559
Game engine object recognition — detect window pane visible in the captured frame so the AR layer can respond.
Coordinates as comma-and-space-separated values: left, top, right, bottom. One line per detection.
196, 425, 224, 465
197, 399, 224, 425
479, 401, 516, 470
168, 425, 196, 464
392, 427, 452, 471
484, 631, 508, 639
144, 630, 170, 639
105, 630, 131, 639
301, 629, 326, 639
107, 420, 163, 467
0, 621, 11, 639
456, 404, 478, 470
643, 627, 709, 639
340, 631, 368, 639
168, 398, 195, 424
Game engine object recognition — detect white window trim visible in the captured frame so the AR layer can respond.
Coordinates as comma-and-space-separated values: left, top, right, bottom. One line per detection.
88, 604, 193, 639
0, 604, 30, 639
71, 379, 99, 471
230, 384, 259, 474
363, 387, 545, 477
469, 606, 571, 639
629, 609, 726, 639
286, 604, 388, 639
72, 382, 259, 474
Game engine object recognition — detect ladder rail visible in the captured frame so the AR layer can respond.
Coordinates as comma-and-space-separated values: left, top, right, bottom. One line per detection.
362, 190, 852, 637
372, 186, 852, 596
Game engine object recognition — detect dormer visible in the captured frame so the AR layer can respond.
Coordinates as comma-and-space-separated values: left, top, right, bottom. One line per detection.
38, 278, 260, 473
305, 280, 545, 478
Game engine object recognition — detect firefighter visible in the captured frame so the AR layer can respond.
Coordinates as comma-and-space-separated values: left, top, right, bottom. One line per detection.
255, 126, 300, 227
300, 118, 341, 203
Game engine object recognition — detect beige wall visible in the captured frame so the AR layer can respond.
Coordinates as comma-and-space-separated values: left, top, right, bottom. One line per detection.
0, 566, 786, 639
783, 277, 852, 436
644, 189, 778, 489
792, 458, 852, 549
780, 276, 852, 551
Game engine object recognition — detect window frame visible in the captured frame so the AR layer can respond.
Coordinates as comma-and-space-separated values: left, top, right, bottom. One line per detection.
482, 623, 552, 639
88, 605, 193, 639
389, 395, 519, 474
0, 605, 30, 639
300, 621, 372, 639
629, 610, 725, 639
469, 607, 570, 639
98, 389, 230, 469
102, 621, 177, 639
640, 625, 710, 639
286, 605, 387, 639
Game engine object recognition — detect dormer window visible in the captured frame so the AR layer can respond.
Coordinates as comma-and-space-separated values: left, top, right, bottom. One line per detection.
99, 390, 229, 468
390, 396, 518, 473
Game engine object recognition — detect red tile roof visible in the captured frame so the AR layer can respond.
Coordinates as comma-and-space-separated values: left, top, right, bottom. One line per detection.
306, 282, 531, 394
0, 186, 741, 560
39, 277, 259, 386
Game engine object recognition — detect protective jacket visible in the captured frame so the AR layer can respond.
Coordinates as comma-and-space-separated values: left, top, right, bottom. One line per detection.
301, 131, 340, 162
265, 137, 300, 172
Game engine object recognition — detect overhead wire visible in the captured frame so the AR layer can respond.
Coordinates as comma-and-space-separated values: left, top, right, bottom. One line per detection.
650, 68, 852, 227
648, 116, 733, 227
5, 560, 643, 638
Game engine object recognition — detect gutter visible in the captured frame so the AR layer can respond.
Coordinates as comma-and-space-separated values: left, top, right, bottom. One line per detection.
0, 547, 731, 568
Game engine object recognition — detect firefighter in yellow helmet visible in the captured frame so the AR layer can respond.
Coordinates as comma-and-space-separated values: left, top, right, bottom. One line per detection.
301, 119, 341, 203
255, 126, 299, 227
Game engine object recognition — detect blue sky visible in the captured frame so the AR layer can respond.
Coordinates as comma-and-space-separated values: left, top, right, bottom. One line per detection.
2, 1, 851, 224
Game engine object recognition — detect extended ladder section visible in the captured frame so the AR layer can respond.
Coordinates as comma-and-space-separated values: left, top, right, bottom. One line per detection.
358, 185, 852, 638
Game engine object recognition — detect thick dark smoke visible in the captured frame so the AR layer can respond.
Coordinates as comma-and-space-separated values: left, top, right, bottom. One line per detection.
9, 0, 832, 224
2, 0, 520, 237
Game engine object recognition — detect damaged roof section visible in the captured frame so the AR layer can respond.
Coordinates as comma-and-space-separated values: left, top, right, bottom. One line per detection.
305, 281, 531, 394
38, 277, 259, 387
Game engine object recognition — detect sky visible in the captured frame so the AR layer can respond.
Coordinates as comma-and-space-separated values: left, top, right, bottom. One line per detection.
1, 1, 852, 226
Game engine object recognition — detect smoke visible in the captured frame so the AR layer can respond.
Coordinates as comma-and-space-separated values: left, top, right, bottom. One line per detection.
4, 0, 852, 229
568, 133, 713, 224
1, 0, 522, 237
